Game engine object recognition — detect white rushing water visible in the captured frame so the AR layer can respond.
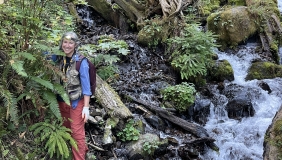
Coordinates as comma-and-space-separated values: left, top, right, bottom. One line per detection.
200, 3, 282, 159
201, 44, 282, 159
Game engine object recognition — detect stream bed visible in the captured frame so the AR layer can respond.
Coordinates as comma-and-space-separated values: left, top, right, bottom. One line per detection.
76, 4, 282, 160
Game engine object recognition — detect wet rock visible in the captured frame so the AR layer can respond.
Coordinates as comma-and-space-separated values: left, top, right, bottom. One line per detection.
246, 61, 282, 80
143, 114, 165, 130
178, 146, 199, 159
187, 99, 211, 125
226, 97, 255, 120
258, 80, 272, 94
207, 59, 234, 82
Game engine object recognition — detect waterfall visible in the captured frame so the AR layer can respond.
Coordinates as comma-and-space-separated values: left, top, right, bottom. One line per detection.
200, 44, 282, 159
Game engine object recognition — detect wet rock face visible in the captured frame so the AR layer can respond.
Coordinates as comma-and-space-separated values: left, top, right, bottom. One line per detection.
226, 97, 255, 120
188, 99, 211, 125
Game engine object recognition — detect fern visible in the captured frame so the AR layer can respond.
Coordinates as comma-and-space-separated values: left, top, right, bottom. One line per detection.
0, 86, 18, 125
18, 52, 37, 61
9, 59, 28, 77
30, 76, 54, 90
53, 83, 70, 106
30, 119, 77, 159
42, 90, 61, 119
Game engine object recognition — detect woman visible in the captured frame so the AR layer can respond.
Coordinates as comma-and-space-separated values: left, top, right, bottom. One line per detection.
54, 31, 91, 160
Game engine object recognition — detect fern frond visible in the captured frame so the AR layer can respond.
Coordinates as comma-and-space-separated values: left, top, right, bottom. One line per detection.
42, 90, 61, 119
58, 129, 78, 151
56, 135, 64, 156
0, 85, 18, 125
18, 52, 36, 61
30, 76, 54, 90
46, 134, 56, 158
53, 83, 70, 106
9, 59, 28, 77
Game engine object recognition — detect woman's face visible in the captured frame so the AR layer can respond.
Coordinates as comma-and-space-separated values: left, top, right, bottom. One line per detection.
62, 38, 76, 57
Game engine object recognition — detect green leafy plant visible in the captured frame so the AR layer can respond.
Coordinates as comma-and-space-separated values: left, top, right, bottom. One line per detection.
30, 118, 77, 159
161, 82, 196, 112
0, 0, 81, 159
143, 141, 160, 155
166, 23, 219, 80
79, 35, 130, 81
143, 19, 163, 48
117, 119, 140, 141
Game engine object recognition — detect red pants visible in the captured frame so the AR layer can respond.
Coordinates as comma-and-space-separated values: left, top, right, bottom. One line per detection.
59, 99, 88, 160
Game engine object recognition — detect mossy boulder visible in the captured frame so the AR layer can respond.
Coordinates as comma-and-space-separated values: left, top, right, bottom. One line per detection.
245, 62, 282, 80
207, 6, 257, 50
263, 105, 282, 159
207, 59, 234, 82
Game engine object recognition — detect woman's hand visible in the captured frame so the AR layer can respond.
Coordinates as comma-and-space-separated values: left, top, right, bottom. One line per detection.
82, 107, 89, 123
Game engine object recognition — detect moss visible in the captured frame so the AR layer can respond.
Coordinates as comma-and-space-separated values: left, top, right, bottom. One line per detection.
245, 62, 282, 80
228, 0, 246, 6
272, 119, 282, 158
198, 0, 220, 16
270, 42, 280, 64
207, 6, 257, 50
207, 59, 234, 82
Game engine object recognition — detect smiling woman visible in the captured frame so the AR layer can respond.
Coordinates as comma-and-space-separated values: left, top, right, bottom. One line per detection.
53, 31, 92, 160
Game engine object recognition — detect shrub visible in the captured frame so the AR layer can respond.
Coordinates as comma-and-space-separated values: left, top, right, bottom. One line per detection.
117, 119, 140, 141
166, 23, 219, 80
161, 82, 196, 112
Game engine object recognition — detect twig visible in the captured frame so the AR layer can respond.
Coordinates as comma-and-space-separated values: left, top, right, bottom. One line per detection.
87, 143, 106, 151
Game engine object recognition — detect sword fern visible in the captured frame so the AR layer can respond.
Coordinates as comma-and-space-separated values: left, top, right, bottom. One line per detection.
30, 119, 78, 159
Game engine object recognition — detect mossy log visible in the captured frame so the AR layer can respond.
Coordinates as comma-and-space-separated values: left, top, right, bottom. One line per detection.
95, 75, 132, 119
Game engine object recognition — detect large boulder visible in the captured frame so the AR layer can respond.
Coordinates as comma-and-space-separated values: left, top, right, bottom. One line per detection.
207, 6, 257, 49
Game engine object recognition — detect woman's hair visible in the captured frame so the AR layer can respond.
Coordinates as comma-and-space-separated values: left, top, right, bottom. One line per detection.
59, 31, 80, 50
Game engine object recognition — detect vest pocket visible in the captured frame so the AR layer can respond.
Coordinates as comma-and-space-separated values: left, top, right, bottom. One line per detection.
67, 70, 82, 100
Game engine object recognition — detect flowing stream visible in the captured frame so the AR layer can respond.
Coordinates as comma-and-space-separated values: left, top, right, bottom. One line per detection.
200, 46, 282, 160
200, 2, 282, 159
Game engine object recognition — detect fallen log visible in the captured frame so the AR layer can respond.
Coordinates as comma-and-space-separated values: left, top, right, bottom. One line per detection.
94, 75, 133, 145
125, 94, 219, 151
95, 75, 132, 119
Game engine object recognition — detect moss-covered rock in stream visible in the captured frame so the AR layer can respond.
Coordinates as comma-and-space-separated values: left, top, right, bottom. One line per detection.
207, 59, 234, 82
207, 6, 257, 50
206, 0, 282, 63
245, 61, 282, 80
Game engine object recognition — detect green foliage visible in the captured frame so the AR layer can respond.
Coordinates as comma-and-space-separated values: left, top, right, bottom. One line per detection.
0, 86, 18, 125
79, 35, 130, 81
0, 0, 76, 125
161, 82, 196, 112
143, 141, 160, 155
166, 23, 218, 80
117, 119, 140, 142
30, 118, 77, 159
143, 19, 163, 48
